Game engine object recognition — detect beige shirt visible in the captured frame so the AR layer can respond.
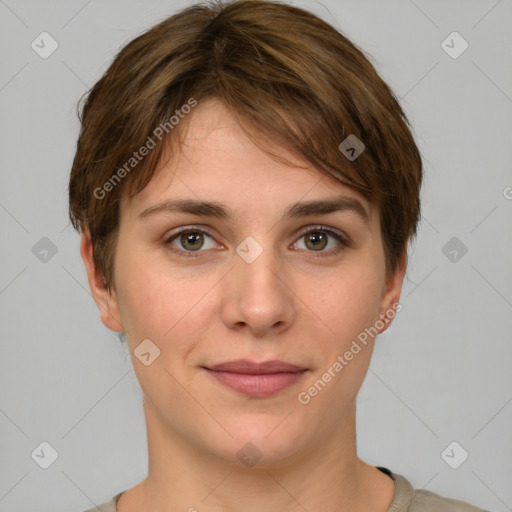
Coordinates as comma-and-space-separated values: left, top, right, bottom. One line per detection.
82, 468, 488, 512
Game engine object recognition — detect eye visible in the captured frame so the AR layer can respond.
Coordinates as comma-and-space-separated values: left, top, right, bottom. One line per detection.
165, 227, 218, 257
292, 226, 350, 256
164, 225, 350, 258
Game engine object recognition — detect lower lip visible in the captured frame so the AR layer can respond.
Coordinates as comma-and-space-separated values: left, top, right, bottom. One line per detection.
205, 369, 307, 397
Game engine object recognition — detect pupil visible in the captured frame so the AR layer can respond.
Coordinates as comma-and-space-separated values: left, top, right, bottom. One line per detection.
307, 232, 327, 250
183, 232, 202, 250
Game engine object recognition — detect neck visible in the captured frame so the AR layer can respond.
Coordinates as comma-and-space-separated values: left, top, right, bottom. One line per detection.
119, 399, 394, 512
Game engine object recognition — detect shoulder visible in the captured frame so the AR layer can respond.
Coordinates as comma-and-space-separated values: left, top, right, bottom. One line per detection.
389, 470, 490, 512
410, 487, 490, 512
81, 491, 123, 512
80, 474, 490, 512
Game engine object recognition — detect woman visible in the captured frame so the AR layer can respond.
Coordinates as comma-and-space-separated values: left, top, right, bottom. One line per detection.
69, 1, 487, 510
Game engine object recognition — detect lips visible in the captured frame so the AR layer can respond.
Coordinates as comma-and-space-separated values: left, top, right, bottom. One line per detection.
203, 359, 308, 397
206, 359, 306, 374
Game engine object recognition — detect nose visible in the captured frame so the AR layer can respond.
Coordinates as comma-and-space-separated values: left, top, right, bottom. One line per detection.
220, 238, 296, 337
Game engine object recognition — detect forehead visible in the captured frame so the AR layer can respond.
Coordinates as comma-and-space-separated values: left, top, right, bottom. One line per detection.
121, 97, 376, 226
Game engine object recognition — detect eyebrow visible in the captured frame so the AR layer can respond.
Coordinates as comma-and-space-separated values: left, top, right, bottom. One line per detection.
138, 196, 369, 225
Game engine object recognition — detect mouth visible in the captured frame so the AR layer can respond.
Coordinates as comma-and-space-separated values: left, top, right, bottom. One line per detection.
202, 359, 309, 397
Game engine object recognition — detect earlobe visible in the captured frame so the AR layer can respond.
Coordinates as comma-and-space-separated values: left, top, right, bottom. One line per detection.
79, 229, 124, 332
377, 250, 407, 334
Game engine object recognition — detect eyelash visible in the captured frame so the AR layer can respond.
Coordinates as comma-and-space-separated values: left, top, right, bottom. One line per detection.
164, 225, 351, 259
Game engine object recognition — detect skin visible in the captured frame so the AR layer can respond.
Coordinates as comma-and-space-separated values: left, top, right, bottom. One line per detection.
81, 97, 406, 512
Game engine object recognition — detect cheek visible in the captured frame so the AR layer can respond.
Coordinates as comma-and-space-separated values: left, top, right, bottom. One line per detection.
301, 269, 384, 407
113, 243, 169, 339
115, 249, 216, 357
119, 271, 183, 340
306, 264, 384, 345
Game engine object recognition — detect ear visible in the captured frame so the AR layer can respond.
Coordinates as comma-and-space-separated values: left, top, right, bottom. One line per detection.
80, 229, 124, 332
376, 249, 407, 334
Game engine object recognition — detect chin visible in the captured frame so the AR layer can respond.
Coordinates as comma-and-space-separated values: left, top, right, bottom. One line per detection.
207, 414, 312, 470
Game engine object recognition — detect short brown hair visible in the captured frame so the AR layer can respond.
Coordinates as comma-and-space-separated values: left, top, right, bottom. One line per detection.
68, 0, 423, 291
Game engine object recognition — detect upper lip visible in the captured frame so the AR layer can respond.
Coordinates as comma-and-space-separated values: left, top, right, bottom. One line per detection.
205, 359, 307, 374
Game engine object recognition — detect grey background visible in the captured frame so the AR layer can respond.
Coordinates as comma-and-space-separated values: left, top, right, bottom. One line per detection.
0, 0, 511, 511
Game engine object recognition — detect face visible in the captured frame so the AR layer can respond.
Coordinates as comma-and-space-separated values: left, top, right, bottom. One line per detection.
82, 97, 405, 468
